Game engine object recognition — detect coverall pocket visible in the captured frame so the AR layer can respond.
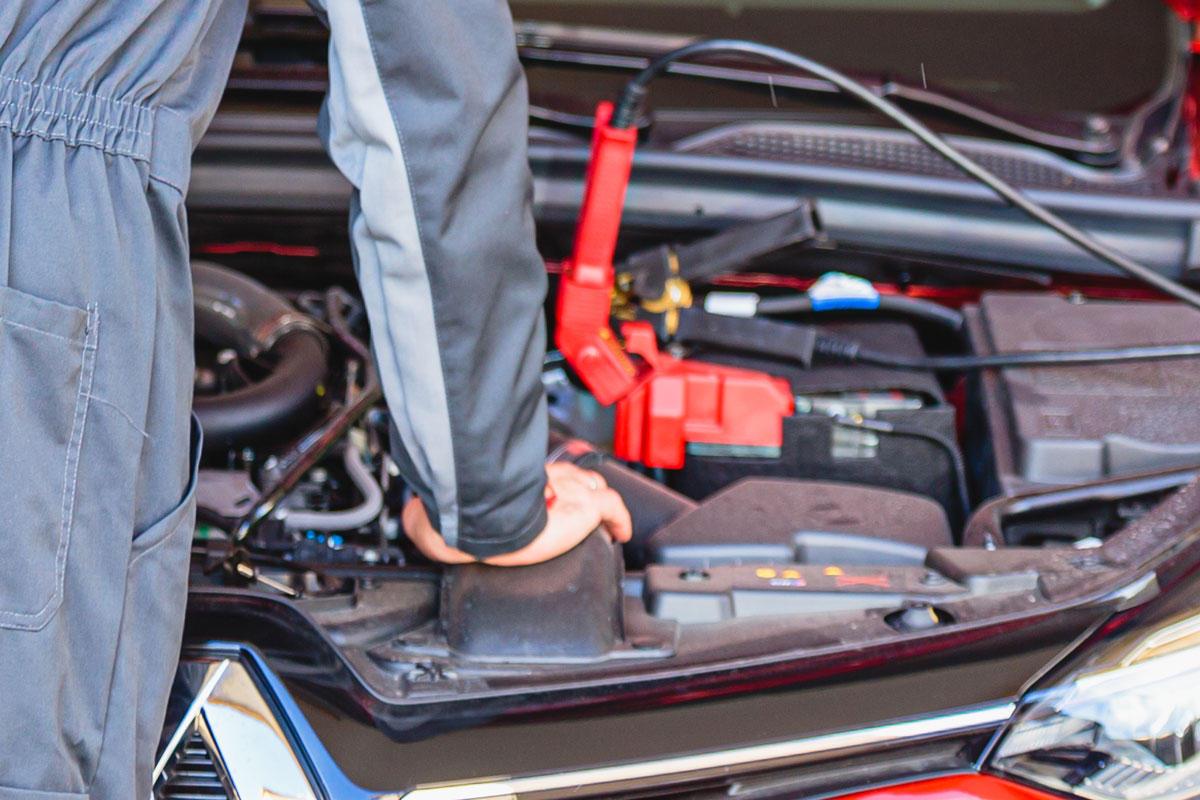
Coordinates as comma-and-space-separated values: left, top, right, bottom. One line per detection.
129, 417, 201, 559
105, 418, 200, 793
0, 284, 96, 630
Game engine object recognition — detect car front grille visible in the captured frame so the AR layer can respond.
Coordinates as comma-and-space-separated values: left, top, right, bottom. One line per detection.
155, 728, 231, 800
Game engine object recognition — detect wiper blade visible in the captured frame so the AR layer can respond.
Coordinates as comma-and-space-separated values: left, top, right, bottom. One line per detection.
515, 20, 1118, 158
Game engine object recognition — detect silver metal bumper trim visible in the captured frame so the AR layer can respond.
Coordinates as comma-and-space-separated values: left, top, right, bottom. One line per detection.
390, 702, 1015, 800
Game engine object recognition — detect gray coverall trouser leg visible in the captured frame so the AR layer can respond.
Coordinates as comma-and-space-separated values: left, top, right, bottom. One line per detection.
0, 1, 549, 798
0, 2, 248, 798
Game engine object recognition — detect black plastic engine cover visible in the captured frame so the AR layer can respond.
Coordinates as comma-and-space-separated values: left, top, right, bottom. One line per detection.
439, 530, 624, 661
648, 478, 952, 568
968, 292, 1200, 496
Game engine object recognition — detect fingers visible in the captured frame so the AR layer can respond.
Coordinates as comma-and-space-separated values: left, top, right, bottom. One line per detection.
545, 462, 630, 544
598, 487, 633, 543
546, 461, 607, 492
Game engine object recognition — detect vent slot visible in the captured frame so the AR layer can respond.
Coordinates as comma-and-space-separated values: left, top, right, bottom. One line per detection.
155, 728, 232, 800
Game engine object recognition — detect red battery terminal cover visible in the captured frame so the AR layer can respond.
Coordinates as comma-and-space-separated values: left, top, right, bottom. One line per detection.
555, 103, 794, 469
616, 323, 794, 469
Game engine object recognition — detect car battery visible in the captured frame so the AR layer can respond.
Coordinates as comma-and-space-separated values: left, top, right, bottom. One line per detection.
967, 292, 1200, 496
669, 319, 961, 523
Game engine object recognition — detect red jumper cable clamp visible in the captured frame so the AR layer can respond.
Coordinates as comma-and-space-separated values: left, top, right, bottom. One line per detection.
555, 103, 793, 469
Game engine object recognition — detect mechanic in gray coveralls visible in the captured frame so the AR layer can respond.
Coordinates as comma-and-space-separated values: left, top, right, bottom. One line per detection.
0, 2, 630, 798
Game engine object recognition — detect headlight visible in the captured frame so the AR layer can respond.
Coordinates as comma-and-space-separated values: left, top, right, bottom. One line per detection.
990, 608, 1200, 800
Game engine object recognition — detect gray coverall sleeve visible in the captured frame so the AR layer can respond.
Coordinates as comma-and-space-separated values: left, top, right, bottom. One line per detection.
312, 0, 550, 557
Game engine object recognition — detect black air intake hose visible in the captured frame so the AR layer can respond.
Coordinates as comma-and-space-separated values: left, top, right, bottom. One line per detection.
192, 261, 329, 448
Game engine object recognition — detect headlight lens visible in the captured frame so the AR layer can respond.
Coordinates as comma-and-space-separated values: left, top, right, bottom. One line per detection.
990, 610, 1200, 800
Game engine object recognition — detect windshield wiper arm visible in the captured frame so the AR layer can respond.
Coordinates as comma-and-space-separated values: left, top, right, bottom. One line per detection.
515, 21, 1118, 158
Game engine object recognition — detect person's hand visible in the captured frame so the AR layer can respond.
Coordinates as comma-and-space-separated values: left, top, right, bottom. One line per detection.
402, 462, 633, 566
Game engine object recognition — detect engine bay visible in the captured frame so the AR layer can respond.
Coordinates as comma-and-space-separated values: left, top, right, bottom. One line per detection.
184, 235, 1200, 738
175, 26, 1200, 741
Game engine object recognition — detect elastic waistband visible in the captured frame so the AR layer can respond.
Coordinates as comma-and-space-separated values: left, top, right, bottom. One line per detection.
0, 74, 191, 193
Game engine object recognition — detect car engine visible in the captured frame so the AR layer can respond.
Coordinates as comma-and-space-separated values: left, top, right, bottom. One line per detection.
185, 239, 1200, 712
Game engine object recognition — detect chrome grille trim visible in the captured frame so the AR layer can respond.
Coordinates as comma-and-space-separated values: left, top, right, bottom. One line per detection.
391, 703, 1015, 800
